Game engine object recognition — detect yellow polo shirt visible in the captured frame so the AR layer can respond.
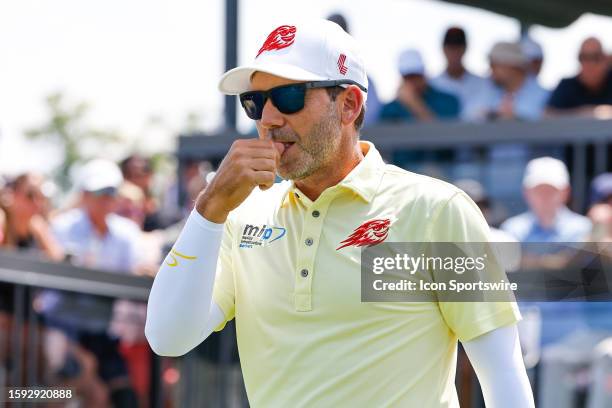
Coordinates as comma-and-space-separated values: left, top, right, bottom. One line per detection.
212, 141, 520, 407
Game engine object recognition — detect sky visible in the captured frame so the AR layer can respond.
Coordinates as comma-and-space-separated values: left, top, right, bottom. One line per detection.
1, 0, 612, 175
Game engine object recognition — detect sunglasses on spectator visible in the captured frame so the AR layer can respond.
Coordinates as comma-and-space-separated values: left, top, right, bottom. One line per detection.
239, 80, 367, 120
579, 53, 605, 63
402, 73, 425, 81
89, 187, 118, 197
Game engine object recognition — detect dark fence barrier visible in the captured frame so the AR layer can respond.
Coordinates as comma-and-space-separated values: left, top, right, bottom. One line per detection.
178, 117, 612, 217
0, 249, 248, 408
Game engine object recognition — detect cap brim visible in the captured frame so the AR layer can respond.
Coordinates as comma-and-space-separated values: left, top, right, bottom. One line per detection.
400, 69, 425, 76
523, 177, 568, 190
218, 62, 327, 95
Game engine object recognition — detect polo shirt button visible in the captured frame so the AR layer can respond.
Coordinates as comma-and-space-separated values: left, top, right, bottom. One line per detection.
312, 210, 320, 218
305, 238, 314, 246
300, 269, 309, 278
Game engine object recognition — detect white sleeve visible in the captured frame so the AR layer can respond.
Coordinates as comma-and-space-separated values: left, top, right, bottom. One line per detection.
462, 324, 535, 408
145, 209, 228, 356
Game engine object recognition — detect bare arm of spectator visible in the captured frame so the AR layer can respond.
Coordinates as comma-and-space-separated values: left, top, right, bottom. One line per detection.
397, 81, 434, 121
545, 105, 612, 118
30, 214, 64, 261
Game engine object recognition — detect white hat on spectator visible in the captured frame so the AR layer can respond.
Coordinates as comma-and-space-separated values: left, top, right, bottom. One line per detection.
218, 19, 368, 99
520, 36, 543, 61
489, 42, 528, 68
523, 157, 570, 190
78, 159, 123, 192
398, 49, 425, 76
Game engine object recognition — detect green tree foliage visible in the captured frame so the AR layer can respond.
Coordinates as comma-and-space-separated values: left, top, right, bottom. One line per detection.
25, 92, 123, 190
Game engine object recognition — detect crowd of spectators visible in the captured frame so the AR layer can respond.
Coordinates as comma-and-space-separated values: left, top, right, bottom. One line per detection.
362, 25, 612, 125
0, 156, 214, 407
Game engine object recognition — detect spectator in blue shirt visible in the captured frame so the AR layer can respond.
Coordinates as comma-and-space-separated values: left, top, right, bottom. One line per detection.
501, 157, 591, 243
40, 159, 140, 407
501, 157, 592, 349
380, 49, 460, 123
470, 42, 550, 121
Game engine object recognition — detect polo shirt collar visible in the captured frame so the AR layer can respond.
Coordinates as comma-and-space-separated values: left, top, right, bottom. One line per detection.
280, 141, 385, 206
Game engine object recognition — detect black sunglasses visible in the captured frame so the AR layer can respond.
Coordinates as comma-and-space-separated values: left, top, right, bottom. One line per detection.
89, 186, 118, 197
579, 52, 605, 63
239, 80, 367, 120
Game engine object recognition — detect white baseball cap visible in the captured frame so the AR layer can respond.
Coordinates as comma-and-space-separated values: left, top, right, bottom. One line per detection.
523, 157, 570, 189
489, 42, 528, 68
218, 19, 368, 99
77, 159, 124, 193
398, 49, 425, 76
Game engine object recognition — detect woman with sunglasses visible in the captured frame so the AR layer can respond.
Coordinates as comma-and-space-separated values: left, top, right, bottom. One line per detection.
0, 172, 64, 260
0, 173, 65, 398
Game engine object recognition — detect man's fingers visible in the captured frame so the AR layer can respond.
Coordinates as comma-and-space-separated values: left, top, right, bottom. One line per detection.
229, 144, 277, 161
252, 170, 276, 190
232, 139, 274, 152
249, 158, 277, 172
230, 139, 282, 164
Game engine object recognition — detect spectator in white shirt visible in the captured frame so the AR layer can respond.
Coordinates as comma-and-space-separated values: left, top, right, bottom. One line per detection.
431, 26, 489, 120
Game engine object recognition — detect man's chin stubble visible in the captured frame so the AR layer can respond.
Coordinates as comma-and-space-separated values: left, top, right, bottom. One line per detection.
277, 158, 320, 181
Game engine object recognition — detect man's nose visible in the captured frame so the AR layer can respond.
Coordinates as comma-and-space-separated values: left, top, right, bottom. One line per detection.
259, 98, 284, 132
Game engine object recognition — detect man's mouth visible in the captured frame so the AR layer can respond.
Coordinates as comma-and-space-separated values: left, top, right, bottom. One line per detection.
273, 141, 296, 156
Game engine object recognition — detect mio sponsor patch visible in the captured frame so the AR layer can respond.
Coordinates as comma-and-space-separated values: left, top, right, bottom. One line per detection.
239, 224, 286, 249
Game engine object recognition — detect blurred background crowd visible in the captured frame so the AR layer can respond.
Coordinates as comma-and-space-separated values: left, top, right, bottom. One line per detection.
331, 20, 612, 126
0, 154, 216, 407
1, 6, 612, 408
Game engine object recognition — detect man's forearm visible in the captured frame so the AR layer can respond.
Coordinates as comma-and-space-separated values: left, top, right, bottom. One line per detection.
145, 209, 225, 356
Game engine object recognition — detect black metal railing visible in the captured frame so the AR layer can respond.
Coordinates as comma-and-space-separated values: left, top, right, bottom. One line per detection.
0, 249, 248, 408
0, 249, 157, 407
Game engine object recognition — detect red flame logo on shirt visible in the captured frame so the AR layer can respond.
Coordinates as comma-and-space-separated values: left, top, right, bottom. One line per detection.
336, 219, 391, 250
256, 25, 297, 58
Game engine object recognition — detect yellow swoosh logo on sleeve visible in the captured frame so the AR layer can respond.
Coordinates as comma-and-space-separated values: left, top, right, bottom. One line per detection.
165, 249, 198, 267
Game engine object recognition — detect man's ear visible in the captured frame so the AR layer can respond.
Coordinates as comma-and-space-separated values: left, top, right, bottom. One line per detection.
340, 85, 364, 127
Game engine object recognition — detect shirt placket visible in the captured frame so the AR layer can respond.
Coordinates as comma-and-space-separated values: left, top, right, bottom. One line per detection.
294, 194, 332, 312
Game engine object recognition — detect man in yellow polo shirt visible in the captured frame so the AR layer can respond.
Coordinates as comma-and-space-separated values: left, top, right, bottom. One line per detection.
146, 19, 534, 407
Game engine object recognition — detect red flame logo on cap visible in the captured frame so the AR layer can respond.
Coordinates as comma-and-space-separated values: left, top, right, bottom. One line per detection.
336, 219, 391, 250
256, 25, 297, 58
